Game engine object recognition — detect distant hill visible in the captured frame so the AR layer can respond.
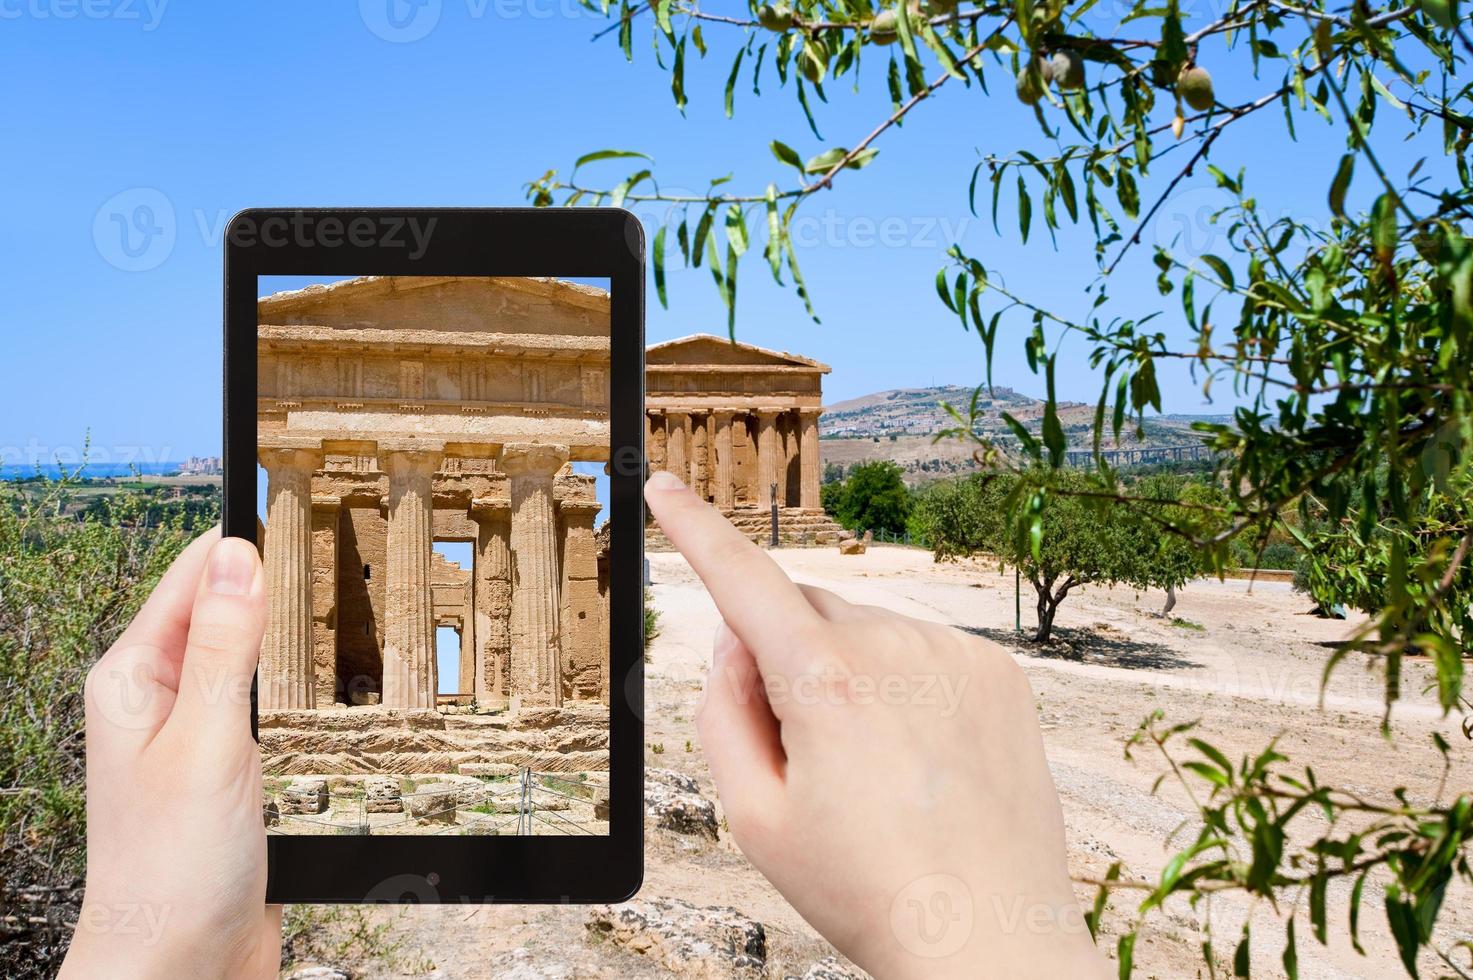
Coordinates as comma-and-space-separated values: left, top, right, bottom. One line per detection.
819, 385, 1214, 484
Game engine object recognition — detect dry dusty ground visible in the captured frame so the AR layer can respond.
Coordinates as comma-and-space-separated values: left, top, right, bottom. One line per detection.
292, 544, 1471, 979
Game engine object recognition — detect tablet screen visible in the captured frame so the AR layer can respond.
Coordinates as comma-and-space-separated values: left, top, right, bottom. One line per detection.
254, 274, 612, 837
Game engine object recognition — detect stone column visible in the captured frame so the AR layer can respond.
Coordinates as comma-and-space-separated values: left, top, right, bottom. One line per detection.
502, 443, 569, 709
309, 495, 340, 707
646, 412, 665, 473
690, 413, 706, 497
782, 412, 800, 507
755, 410, 780, 508
799, 409, 822, 510
258, 448, 321, 710
382, 448, 441, 710
558, 499, 602, 700
472, 498, 512, 705
713, 410, 735, 509
665, 411, 689, 482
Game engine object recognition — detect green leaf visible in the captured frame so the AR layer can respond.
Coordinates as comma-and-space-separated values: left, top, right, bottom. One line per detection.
1282, 918, 1298, 980
724, 47, 746, 118
1371, 193, 1399, 262
804, 147, 879, 175
770, 140, 805, 172
1200, 253, 1235, 290
1328, 154, 1354, 218
670, 35, 688, 112
691, 205, 716, 269
724, 204, 749, 257
653, 224, 668, 309
572, 149, 653, 178
1117, 933, 1136, 980
763, 184, 783, 283
1018, 176, 1033, 243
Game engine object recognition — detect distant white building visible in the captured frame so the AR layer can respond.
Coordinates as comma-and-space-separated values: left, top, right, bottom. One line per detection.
178, 456, 222, 476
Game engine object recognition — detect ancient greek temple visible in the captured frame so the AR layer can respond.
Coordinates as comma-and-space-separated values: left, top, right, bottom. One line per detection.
644, 335, 843, 543
256, 280, 843, 716
255, 275, 611, 713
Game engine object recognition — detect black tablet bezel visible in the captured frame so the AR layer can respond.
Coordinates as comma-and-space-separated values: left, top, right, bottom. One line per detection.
224, 208, 644, 904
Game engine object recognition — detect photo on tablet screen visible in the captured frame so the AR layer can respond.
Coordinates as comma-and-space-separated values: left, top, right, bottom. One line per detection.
254, 274, 611, 837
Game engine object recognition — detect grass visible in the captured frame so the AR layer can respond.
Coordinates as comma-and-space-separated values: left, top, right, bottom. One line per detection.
1, 469, 215, 977
1170, 617, 1206, 631
281, 905, 434, 975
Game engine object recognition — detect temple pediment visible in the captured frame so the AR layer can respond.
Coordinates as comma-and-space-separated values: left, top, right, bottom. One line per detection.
258, 275, 610, 339
646, 334, 830, 372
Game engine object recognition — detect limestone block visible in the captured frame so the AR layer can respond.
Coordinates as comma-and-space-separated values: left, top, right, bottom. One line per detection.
645, 768, 718, 840
365, 776, 402, 813
279, 778, 328, 815
838, 539, 866, 556
404, 783, 459, 824
458, 762, 520, 778
786, 957, 869, 980
585, 898, 766, 978
350, 691, 381, 706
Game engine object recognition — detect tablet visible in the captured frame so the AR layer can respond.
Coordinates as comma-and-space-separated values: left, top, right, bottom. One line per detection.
224, 208, 644, 903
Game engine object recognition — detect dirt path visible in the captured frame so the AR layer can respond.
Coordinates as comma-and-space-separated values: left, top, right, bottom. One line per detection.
303, 544, 1470, 979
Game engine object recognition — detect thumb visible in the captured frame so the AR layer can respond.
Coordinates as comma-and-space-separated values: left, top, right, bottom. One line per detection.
163, 536, 266, 743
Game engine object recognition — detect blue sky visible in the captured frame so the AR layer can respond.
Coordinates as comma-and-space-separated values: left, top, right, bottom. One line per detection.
0, 1, 1439, 469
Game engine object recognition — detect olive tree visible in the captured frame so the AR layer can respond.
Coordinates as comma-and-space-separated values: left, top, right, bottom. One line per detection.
914, 469, 1212, 639
530, 0, 1473, 972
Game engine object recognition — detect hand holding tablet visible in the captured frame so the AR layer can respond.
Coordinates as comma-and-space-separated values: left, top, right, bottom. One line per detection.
61, 207, 1105, 976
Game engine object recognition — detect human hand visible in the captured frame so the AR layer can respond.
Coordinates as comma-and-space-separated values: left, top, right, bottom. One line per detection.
644, 472, 1108, 979
60, 529, 280, 980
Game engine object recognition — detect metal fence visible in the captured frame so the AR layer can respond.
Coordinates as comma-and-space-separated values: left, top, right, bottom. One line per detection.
266, 768, 607, 836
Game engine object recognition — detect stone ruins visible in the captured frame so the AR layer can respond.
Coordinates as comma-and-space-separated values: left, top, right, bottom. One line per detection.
256, 275, 611, 715
253, 277, 840, 832
644, 335, 843, 548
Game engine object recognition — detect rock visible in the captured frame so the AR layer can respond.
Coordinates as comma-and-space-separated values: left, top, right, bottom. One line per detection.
645, 769, 718, 840
586, 898, 766, 977
404, 782, 459, 824
459, 762, 521, 778
837, 529, 855, 541
838, 538, 866, 556
787, 956, 869, 979
593, 784, 611, 821
262, 800, 280, 827
278, 777, 327, 815
283, 968, 349, 980
348, 691, 381, 706
861, 530, 873, 545
364, 776, 401, 814
649, 768, 700, 793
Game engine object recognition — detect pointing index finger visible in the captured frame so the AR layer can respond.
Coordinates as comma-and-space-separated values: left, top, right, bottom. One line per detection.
644, 471, 825, 670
